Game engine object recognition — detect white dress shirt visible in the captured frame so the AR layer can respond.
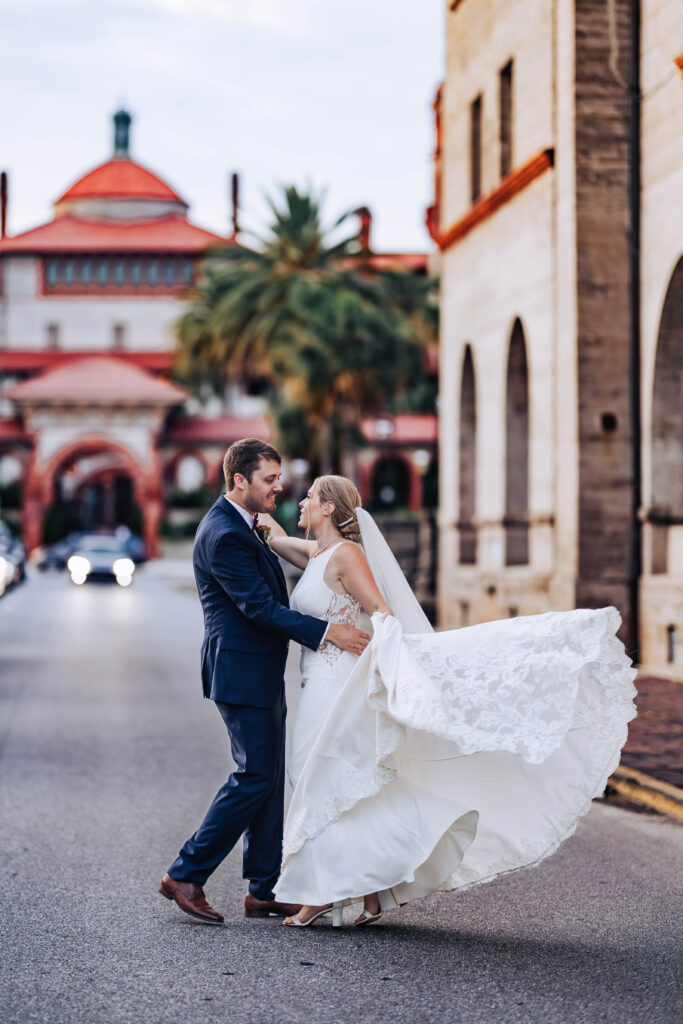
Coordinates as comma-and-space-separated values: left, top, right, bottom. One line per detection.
224, 495, 256, 530
223, 494, 329, 646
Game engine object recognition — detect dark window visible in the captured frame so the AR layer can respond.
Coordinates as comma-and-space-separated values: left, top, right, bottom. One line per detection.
499, 60, 513, 178
183, 261, 192, 283
470, 95, 482, 204
133, 261, 141, 284
82, 260, 91, 285
149, 261, 158, 284
115, 261, 124, 285
504, 319, 529, 565
46, 261, 57, 285
65, 261, 74, 285
458, 345, 477, 564
46, 323, 60, 349
99, 261, 108, 284
166, 262, 174, 283
112, 323, 126, 350
667, 624, 676, 664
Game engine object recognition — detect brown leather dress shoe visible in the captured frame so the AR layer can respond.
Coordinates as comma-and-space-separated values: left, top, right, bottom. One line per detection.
159, 874, 224, 924
244, 892, 303, 918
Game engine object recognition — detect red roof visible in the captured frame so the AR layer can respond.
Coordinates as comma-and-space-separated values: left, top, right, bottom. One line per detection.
163, 415, 272, 444
56, 158, 185, 204
361, 414, 438, 444
365, 253, 429, 272
0, 350, 173, 373
8, 357, 187, 405
0, 214, 225, 254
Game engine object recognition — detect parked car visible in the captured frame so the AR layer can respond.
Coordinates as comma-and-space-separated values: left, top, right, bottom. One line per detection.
0, 520, 27, 595
67, 533, 137, 587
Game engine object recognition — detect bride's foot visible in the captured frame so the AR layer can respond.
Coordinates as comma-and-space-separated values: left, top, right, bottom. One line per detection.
283, 903, 332, 927
354, 893, 383, 926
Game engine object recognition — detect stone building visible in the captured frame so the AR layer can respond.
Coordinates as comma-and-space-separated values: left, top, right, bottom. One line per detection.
431, 0, 682, 671
0, 111, 435, 557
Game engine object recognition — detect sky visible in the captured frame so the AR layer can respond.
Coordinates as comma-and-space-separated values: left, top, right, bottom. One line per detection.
1, 0, 444, 252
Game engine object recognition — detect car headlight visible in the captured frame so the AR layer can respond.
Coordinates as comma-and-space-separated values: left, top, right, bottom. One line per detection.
3, 559, 14, 583
67, 555, 91, 575
113, 558, 135, 576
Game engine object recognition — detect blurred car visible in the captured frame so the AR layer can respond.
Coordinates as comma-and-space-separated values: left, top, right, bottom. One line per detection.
0, 520, 26, 595
35, 532, 84, 571
37, 528, 147, 571
67, 534, 137, 587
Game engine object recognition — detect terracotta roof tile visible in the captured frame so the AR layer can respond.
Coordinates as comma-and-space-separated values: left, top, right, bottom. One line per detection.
0, 215, 225, 254
8, 357, 187, 405
163, 415, 271, 444
56, 158, 185, 203
361, 414, 438, 444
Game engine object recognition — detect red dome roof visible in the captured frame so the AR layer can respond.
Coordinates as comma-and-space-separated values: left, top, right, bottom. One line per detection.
56, 158, 185, 204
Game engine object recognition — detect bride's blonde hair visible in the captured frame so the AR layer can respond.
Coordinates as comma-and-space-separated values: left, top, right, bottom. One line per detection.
312, 475, 362, 544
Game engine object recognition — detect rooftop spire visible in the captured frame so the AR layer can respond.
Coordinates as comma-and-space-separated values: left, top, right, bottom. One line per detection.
113, 109, 132, 158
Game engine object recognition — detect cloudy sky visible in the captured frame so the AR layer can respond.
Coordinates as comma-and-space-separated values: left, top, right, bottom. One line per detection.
1, 0, 444, 251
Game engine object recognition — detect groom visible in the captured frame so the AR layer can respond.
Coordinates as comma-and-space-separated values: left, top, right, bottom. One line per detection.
159, 438, 370, 923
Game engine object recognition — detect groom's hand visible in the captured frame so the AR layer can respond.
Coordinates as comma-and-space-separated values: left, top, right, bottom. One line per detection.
325, 624, 371, 656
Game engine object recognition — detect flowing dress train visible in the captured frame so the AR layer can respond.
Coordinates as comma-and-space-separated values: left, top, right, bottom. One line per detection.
275, 542, 636, 910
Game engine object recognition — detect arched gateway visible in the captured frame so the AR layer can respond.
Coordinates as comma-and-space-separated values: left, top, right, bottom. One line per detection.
8, 357, 186, 557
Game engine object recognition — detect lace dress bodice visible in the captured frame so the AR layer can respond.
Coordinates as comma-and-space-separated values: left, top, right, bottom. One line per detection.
290, 541, 360, 677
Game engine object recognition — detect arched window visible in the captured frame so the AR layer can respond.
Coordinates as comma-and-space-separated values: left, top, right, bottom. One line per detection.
370, 456, 410, 510
458, 345, 477, 564
505, 319, 529, 565
651, 256, 683, 573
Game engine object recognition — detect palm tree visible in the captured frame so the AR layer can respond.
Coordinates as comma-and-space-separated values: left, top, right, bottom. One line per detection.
176, 185, 436, 474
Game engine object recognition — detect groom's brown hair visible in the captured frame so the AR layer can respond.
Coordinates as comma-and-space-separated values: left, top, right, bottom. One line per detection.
223, 437, 281, 489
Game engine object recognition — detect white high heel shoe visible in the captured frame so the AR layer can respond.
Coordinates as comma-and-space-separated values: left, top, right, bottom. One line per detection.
354, 908, 383, 926
284, 901, 345, 928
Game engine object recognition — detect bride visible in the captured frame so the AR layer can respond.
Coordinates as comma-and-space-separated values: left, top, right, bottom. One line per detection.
261, 475, 637, 928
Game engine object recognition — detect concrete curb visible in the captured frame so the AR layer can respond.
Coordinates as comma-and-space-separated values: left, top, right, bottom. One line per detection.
607, 764, 683, 821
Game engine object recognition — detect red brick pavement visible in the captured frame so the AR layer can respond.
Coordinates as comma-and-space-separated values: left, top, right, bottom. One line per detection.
620, 675, 683, 789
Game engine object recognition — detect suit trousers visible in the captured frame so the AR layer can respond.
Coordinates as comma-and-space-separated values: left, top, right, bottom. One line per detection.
168, 690, 287, 900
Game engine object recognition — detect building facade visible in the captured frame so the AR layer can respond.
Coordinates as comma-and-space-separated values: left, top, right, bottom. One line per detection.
0, 112, 436, 558
432, 0, 682, 671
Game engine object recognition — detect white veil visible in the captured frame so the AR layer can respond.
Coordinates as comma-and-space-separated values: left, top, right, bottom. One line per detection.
356, 507, 433, 635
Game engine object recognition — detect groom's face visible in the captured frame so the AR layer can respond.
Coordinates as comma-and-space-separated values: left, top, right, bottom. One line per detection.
239, 458, 283, 514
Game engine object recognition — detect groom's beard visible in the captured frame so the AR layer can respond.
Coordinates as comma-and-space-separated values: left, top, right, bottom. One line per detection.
243, 491, 279, 515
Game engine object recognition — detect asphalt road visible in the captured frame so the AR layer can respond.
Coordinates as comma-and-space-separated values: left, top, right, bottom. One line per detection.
1, 568, 682, 1024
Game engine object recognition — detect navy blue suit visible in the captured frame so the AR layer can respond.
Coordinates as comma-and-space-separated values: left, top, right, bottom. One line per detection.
168, 497, 326, 898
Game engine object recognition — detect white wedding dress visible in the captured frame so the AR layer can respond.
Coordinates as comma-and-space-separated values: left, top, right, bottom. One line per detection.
274, 536, 637, 912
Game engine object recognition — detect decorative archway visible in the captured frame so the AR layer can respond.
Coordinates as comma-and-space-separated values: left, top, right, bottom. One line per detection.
651, 255, 683, 573
458, 345, 477, 564
163, 449, 211, 493
22, 436, 163, 557
504, 318, 530, 565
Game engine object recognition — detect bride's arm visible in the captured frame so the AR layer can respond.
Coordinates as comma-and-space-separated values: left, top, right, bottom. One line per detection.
258, 513, 316, 570
333, 543, 392, 618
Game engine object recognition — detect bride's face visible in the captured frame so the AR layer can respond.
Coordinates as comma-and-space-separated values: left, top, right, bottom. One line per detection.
298, 486, 330, 533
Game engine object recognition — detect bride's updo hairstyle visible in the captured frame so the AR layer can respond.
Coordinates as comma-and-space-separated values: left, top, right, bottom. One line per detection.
313, 475, 362, 544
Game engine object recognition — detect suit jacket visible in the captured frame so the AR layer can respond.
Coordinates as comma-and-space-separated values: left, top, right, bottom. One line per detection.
193, 497, 327, 706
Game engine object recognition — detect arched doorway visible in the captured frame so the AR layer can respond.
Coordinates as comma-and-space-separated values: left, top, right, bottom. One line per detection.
370, 456, 411, 510
458, 345, 477, 564
651, 256, 683, 573
22, 438, 161, 556
504, 319, 530, 565
44, 453, 141, 542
